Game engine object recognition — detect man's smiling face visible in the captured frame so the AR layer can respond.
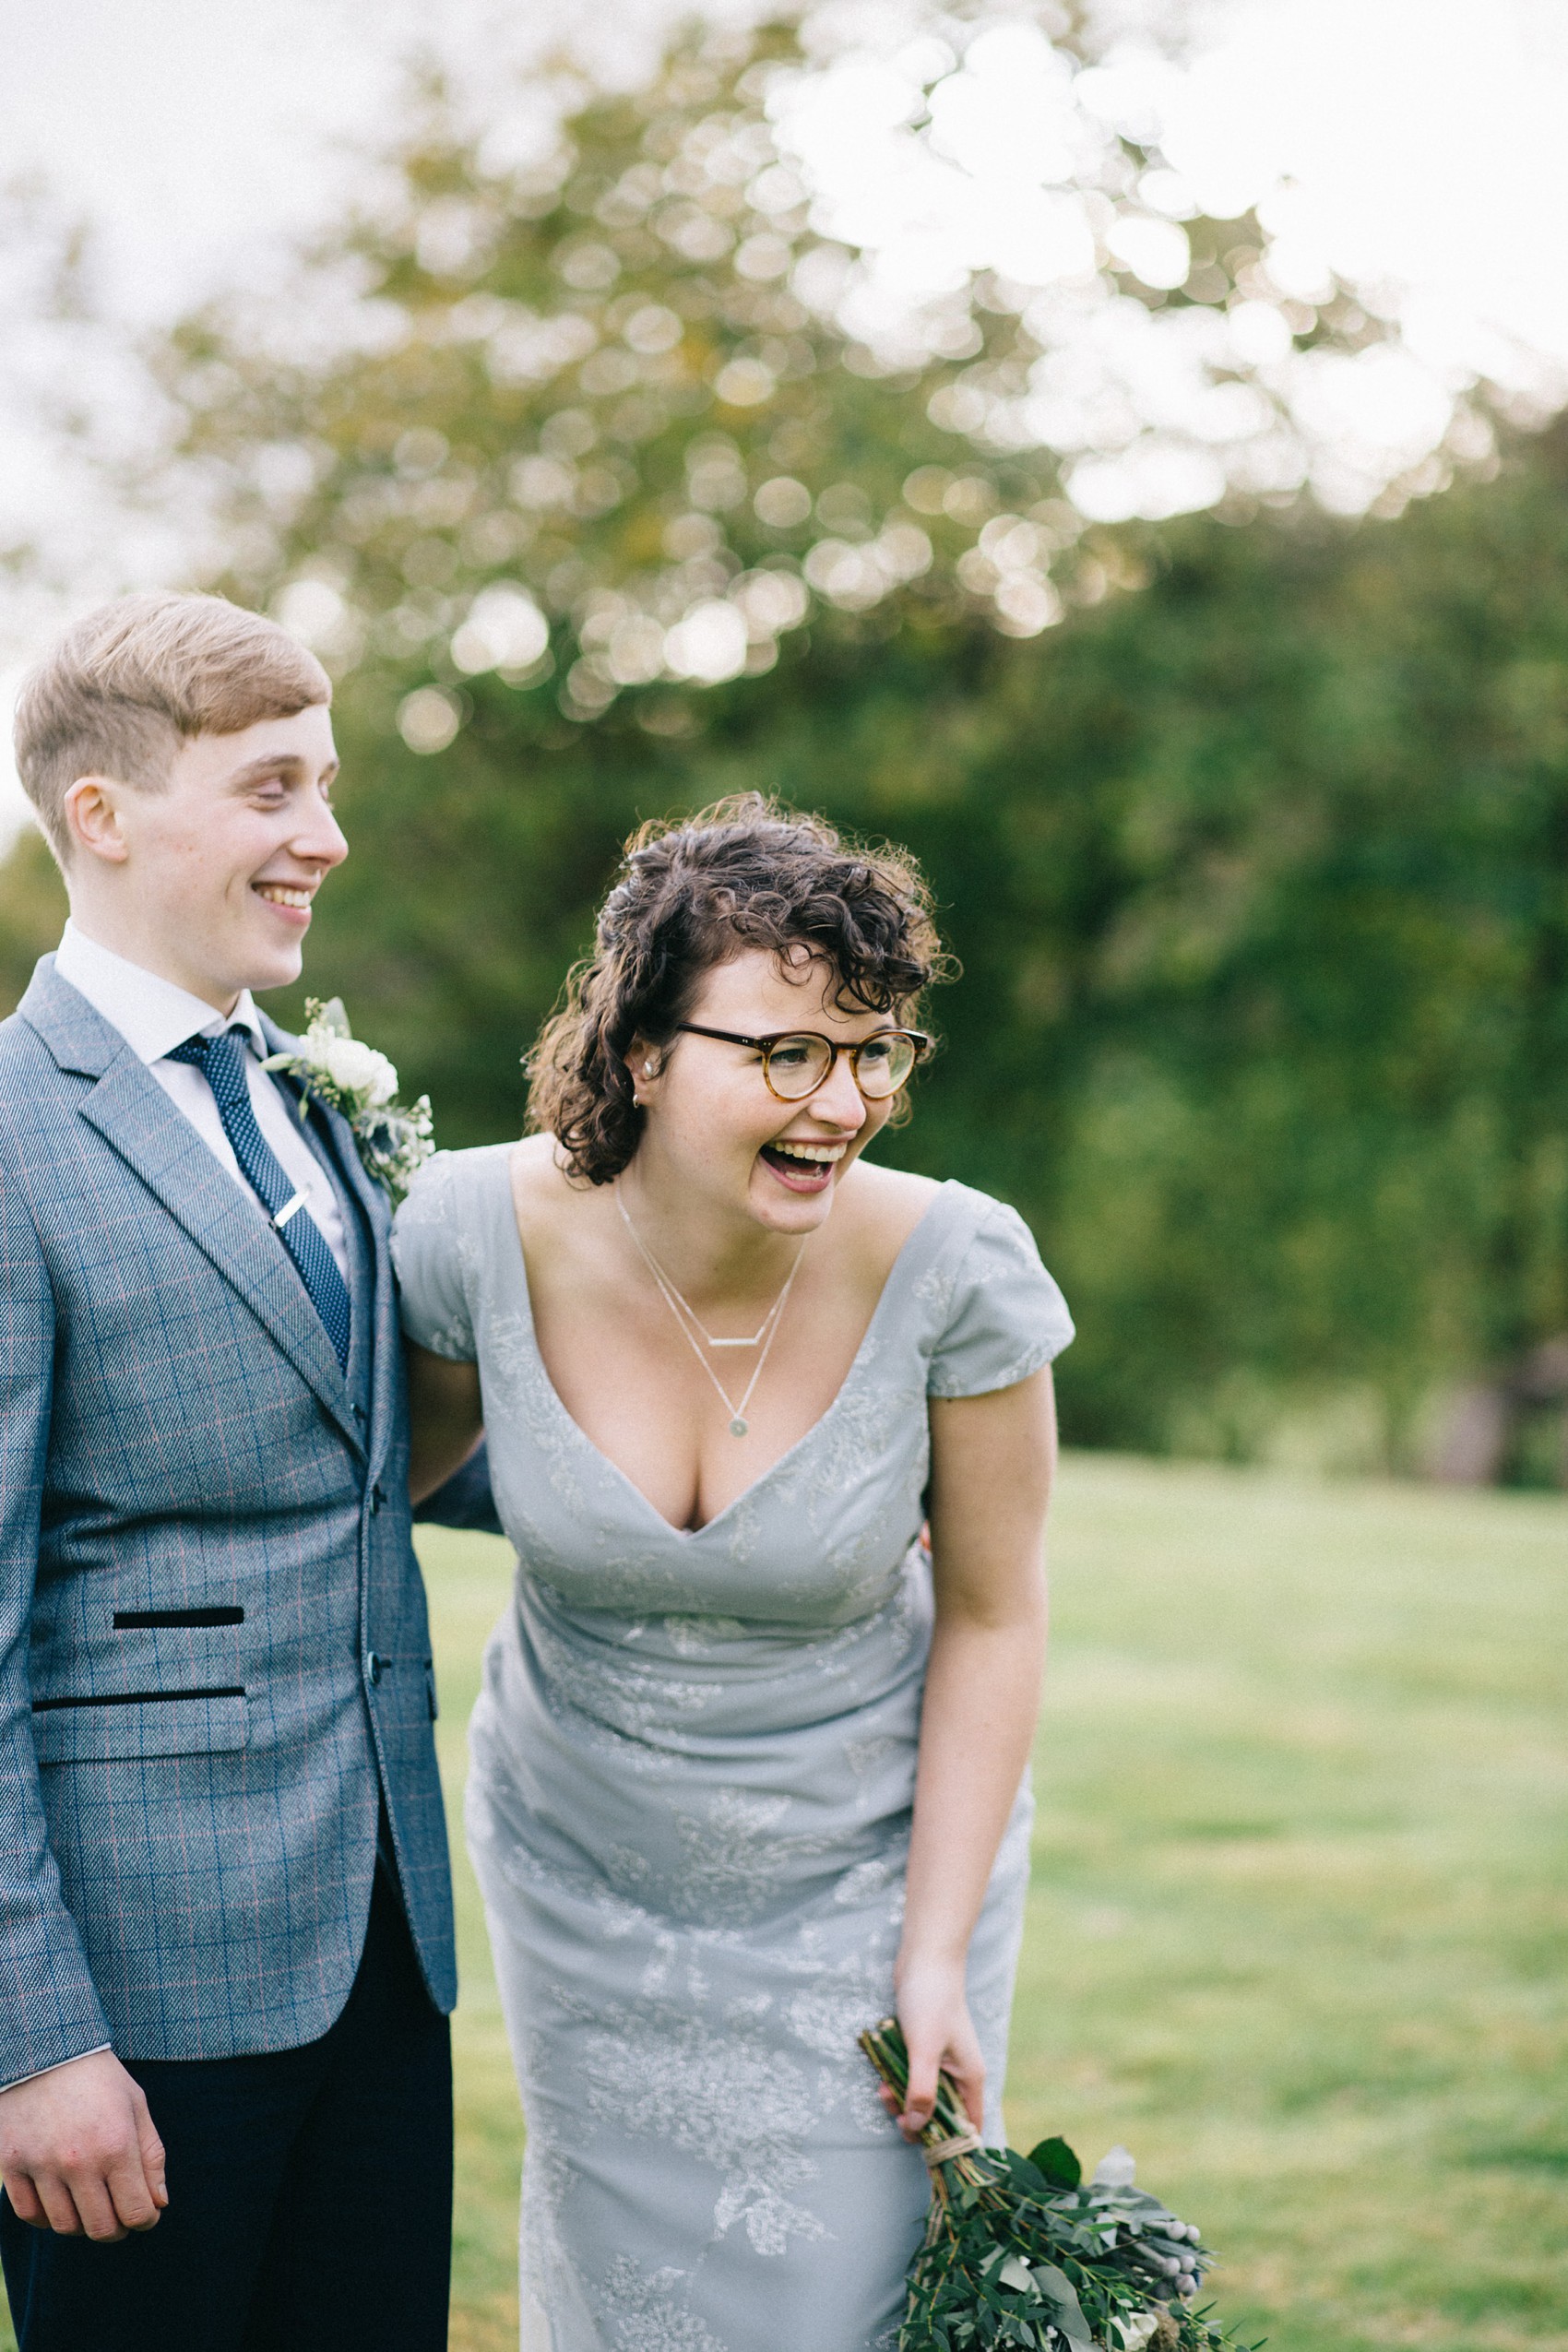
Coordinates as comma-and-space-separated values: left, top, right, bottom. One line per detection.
77, 702, 348, 1009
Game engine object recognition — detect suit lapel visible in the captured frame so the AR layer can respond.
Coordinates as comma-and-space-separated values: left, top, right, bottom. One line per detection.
22, 963, 362, 1455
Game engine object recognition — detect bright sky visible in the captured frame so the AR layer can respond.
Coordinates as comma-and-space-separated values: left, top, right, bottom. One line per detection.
1, 0, 1565, 834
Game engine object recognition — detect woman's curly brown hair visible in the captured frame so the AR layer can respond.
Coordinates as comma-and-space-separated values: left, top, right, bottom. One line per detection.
527, 794, 953, 1185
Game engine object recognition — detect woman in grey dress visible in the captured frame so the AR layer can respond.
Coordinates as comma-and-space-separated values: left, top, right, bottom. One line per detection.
395, 799, 1072, 2352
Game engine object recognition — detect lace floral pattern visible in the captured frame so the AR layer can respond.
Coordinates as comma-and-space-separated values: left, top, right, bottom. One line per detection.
393, 1152, 1071, 2351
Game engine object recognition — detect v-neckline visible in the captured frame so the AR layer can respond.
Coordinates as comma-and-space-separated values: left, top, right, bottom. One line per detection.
498, 1157, 952, 1539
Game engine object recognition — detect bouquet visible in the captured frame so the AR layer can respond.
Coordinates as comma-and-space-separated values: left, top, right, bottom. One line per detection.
264, 998, 434, 1206
860, 2020, 1260, 2352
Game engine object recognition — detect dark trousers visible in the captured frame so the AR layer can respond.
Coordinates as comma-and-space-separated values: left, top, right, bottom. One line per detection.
0, 1869, 452, 2352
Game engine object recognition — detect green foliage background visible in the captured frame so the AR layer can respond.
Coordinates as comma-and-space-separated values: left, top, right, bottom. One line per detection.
282, 429, 1568, 1466
3, 19, 1564, 1469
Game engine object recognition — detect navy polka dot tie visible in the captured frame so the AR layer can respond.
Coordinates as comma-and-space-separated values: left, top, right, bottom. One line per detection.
169, 1026, 352, 1374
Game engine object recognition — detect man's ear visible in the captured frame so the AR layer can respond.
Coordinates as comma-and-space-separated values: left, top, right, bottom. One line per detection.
62, 776, 131, 867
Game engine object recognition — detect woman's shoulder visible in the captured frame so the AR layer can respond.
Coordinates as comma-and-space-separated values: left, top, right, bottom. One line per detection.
509, 1129, 570, 1202
840, 1165, 1028, 1263
833, 1161, 941, 1292
928, 1175, 1033, 1244
909, 1180, 1075, 1396
392, 1145, 518, 1360
508, 1131, 611, 1256
845, 1157, 941, 1225
398, 1138, 517, 1227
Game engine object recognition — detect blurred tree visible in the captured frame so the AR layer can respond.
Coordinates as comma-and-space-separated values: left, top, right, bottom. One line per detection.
0, 828, 65, 1008
3, 14, 1562, 1473
152, 12, 1445, 716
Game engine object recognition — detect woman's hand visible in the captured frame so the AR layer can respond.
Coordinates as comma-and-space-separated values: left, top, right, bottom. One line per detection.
885, 1953, 985, 2143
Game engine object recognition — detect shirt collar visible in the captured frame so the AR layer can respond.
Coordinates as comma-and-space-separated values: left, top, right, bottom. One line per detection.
53, 921, 267, 1066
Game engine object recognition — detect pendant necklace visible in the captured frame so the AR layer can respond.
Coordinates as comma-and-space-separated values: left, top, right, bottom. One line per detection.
616, 1186, 805, 1437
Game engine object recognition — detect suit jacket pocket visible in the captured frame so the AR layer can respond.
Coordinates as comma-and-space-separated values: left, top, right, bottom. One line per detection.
32, 1689, 250, 1764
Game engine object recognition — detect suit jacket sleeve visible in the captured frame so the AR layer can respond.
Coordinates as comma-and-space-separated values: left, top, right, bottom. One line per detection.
0, 1153, 113, 2085
411, 1437, 504, 1535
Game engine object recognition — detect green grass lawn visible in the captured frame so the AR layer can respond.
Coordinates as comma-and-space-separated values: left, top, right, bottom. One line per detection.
4, 1454, 1564, 2349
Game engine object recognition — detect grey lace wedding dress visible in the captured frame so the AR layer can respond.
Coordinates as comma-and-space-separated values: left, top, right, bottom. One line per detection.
393, 1149, 1073, 2352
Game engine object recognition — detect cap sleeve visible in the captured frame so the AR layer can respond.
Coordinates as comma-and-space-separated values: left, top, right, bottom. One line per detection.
391, 1152, 477, 1361
926, 1197, 1074, 1399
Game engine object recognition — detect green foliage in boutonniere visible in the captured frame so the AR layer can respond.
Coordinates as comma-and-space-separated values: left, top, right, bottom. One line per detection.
861, 2021, 1262, 2352
264, 998, 434, 1206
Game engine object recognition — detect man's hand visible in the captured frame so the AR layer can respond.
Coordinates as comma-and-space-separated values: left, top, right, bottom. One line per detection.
0, 2050, 166, 2241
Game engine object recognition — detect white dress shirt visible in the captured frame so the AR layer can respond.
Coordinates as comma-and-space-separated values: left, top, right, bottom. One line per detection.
53, 921, 350, 1279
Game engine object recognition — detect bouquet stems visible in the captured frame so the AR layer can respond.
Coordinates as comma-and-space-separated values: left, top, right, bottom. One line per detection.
859, 2019, 1261, 2352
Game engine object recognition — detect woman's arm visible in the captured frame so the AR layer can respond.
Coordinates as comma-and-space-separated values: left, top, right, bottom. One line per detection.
405, 1341, 484, 1503
893, 1365, 1057, 2138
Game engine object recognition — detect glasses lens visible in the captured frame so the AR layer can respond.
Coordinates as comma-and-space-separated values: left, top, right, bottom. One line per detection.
764, 1034, 834, 1099
854, 1034, 917, 1098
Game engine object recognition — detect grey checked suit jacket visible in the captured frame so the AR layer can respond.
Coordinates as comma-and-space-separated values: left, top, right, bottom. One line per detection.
0, 958, 456, 2086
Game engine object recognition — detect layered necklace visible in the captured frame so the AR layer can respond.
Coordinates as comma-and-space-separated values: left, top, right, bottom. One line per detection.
616, 1185, 805, 1438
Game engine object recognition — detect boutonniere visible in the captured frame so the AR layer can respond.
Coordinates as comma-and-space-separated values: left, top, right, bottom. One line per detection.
264, 998, 434, 1206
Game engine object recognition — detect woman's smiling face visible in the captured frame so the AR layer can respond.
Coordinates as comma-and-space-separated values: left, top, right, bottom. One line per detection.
629, 946, 904, 1236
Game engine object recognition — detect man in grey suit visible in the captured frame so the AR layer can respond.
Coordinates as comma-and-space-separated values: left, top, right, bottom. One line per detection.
0, 593, 458, 2349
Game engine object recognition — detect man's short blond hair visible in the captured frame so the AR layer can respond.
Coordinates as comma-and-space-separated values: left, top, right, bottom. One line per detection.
14, 591, 332, 861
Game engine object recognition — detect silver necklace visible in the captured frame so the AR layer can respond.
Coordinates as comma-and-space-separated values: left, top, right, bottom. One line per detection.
616, 1186, 805, 1437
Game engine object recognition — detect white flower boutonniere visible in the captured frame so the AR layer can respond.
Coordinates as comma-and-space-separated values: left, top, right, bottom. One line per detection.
264, 998, 434, 1206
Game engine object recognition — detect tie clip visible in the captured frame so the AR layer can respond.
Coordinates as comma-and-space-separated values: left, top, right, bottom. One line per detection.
272, 1193, 308, 1231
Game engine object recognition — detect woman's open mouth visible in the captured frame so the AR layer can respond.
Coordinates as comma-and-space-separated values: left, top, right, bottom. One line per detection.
759, 1140, 847, 1192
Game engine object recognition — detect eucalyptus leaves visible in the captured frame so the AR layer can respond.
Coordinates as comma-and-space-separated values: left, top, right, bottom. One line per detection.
859, 2021, 1261, 2352
264, 998, 434, 1206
